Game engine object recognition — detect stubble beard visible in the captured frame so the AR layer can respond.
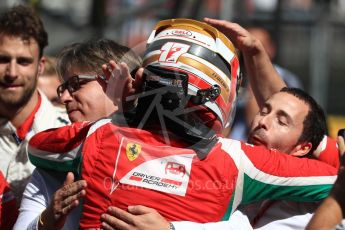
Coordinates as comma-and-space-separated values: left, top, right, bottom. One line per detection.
0, 77, 37, 111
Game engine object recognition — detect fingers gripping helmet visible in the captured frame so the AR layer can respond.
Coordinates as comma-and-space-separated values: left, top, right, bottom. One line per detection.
142, 19, 241, 133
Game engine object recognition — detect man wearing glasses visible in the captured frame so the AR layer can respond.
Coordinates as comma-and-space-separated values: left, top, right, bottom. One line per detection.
54, 39, 141, 123
14, 38, 143, 229
56, 74, 109, 122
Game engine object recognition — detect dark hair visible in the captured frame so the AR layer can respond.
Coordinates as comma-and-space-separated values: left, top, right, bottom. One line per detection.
0, 5, 48, 57
56, 38, 142, 79
280, 87, 327, 153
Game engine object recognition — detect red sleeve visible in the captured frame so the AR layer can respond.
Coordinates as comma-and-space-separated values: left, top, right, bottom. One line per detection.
313, 136, 340, 169
240, 142, 337, 178
0, 172, 18, 230
29, 121, 93, 153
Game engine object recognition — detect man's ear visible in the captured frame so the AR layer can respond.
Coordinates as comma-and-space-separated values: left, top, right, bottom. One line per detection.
290, 142, 312, 157
38, 56, 46, 76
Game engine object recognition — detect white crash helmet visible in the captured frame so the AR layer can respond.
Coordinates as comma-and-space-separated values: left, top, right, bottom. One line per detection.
142, 18, 241, 130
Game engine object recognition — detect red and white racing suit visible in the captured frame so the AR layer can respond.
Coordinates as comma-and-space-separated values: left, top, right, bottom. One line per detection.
28, 118, 337, 229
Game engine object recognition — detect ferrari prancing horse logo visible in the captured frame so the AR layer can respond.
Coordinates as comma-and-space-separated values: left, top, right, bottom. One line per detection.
126, 142, 141, 161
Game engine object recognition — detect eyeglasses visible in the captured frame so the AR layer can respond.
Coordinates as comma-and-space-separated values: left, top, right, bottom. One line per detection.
57, 75, 107, 98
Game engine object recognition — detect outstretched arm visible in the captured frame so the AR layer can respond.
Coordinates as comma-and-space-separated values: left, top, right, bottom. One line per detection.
204, 18, 286, 107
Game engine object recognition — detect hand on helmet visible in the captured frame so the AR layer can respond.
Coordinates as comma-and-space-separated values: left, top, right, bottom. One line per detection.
204, 18, 262, 55
102, 60, 144, 112
204, 18, 285, 108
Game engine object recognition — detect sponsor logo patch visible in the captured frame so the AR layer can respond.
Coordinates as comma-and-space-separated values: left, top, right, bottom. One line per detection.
165, 162, 186, 177
121, 154, 194, 196
126, 142, 141, 161
172, 29, 192, 37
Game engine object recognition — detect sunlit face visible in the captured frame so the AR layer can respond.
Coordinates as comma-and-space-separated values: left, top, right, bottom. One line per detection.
0, 35, 42, 109
58, 66, 117, 122
248, 92, 309, 154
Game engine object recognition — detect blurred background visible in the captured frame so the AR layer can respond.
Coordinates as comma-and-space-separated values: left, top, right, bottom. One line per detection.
1, 0, 344, 137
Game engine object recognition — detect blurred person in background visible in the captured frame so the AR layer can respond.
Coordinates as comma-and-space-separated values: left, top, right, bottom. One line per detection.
230, 26, 303, 141
37, 56, 64, 107
0, 5, 69, 204
14, 38, 143, 230
248, 27, 302, 89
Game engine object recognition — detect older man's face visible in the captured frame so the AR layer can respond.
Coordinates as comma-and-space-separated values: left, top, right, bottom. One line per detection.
58, 66, 117, 123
